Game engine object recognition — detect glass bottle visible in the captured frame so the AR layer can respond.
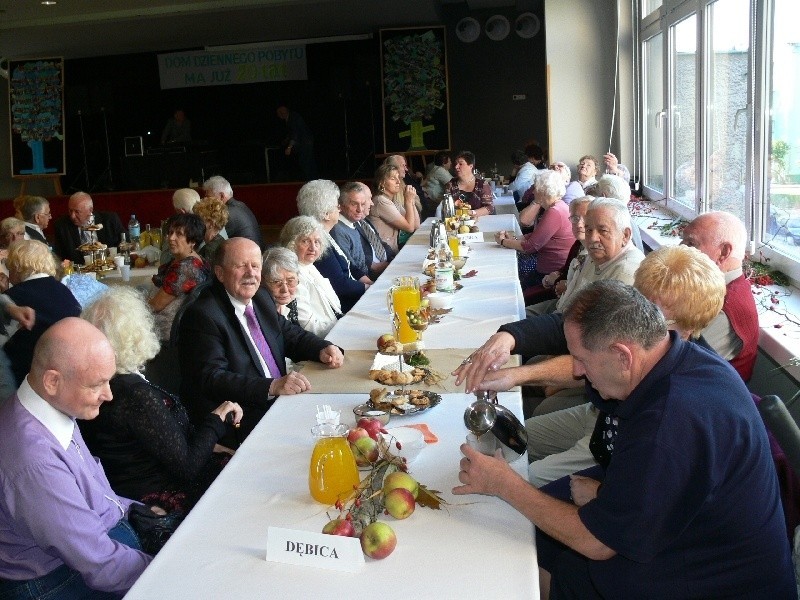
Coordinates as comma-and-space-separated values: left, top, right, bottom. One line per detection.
139, 224, 151, 248
118, 233, 131, 265
435, 241, 454, 292
308, 424, 360, 505
128, 214, 140, 243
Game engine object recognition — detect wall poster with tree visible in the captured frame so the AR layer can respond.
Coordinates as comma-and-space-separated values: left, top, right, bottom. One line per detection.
380, 27, 450, 154
8, 57, 66, 177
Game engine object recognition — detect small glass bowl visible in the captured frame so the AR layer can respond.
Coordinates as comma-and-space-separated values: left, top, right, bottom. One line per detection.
353, 404, 391, 425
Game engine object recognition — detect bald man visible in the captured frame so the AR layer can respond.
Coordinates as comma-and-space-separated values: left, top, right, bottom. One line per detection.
53, 192, 125, 263
179, 238, 343, 440
0, 318, 151, 597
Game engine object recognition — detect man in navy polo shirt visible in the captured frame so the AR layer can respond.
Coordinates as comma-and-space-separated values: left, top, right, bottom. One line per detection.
454, 280, 795, 599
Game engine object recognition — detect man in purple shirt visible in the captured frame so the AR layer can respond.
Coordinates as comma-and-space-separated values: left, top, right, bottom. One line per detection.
0, 318, 152, 598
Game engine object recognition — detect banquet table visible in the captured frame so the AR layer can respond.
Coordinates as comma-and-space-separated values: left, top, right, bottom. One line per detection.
125, 215, 538, 600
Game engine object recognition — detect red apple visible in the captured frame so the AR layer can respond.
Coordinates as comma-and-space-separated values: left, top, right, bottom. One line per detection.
346, 427, 369, 445
382, 471, 419, 499
383, 487, 415, 520
350, 436, 379, 467
377, 333, 395, 352
360, 521, 397, 559
322, 518, 355, 537
357, 418, 384, 441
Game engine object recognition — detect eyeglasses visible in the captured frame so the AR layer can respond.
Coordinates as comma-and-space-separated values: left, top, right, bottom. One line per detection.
266, 277, 299, 289
569, 215, 586, 224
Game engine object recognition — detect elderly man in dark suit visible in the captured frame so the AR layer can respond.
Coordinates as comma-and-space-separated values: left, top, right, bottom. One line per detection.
178, 237, 343, 439
202, 176, 264, 250
20, 196, 51, 245
53, 192, 125, 263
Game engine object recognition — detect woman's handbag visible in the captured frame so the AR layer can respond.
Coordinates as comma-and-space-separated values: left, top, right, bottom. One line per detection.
128, 504, 185, 555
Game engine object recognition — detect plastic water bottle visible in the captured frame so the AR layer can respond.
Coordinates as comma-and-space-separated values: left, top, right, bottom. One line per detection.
128, 214, 140, 243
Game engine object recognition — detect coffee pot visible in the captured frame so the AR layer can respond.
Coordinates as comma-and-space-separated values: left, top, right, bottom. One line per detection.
463, 391, 528, 462
441, 193, 455, 220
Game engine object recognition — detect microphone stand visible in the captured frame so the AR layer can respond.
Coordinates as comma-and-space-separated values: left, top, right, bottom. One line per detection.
340, 92, 351, 177
91, 107, 114, 191
67, 110, 90, 192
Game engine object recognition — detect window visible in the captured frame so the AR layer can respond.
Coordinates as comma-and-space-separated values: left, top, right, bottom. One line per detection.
762, 0, 800, 273
638, 0, 800, 282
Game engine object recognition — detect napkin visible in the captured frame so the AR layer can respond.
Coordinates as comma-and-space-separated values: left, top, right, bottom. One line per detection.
398, 423, 438, 444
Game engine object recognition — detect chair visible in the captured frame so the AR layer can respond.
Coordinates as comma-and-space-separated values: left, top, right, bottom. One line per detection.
167, 278, 212, 348
757, 395, 800, 477
144, 278, 213, 396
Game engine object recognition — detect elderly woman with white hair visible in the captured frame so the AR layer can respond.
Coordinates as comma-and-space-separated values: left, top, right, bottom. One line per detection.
4, 240, 81, 385
495, 170, 576, 288
279, 216, 343, 337
261, 246, 301, 326
79, 286, 242, 513
296, 179, 367, 312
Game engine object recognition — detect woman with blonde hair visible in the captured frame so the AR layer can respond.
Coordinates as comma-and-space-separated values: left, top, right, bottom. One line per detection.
80, 286, 242, 512
4, 239, 81, 385
368, 164, 420, 253
193, 196, 229, 261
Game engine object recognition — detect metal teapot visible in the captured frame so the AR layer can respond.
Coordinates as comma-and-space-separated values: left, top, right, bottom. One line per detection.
463, 391, 528, 462
441, 193, 456, 220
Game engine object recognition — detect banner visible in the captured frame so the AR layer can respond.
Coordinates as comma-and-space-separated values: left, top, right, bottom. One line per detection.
157, 45, 307, 89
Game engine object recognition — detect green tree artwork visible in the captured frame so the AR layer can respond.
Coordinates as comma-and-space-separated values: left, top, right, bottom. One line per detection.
383, 30, 446, 151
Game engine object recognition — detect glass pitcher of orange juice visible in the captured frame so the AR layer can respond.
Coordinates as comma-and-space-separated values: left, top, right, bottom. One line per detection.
386, 276, 421, 344
309, 424, 360, 505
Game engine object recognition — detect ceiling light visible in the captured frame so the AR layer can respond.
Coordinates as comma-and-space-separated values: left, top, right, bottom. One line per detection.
41, 1, 57, 5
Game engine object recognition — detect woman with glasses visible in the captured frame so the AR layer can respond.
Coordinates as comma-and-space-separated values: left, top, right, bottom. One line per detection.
278, 217, 341, 337
261, 246, 301, 326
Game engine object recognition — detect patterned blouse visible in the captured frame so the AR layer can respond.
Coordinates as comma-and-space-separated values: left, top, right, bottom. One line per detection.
444, 177, 495, 213
152, 255, 211, 341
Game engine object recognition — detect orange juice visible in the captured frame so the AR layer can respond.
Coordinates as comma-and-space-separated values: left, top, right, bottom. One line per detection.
392, 286, 421, 343
308, 436, 360, 504
448, 235, 460, 258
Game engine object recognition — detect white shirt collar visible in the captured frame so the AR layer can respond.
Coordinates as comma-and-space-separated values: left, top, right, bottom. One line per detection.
226, 291, 250, 318
17, 377, 75, 450
27, 222, 45, 236
23, 273, 50, 282
338, 214, 356, 229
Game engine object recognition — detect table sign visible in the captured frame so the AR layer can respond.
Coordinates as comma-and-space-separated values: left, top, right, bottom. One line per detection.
457, 232, 484, 243
266, 527, 365, 573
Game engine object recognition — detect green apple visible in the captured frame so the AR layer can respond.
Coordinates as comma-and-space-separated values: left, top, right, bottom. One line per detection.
350, 435, 379, 467
360, 521, 397, 559
383, 471, 419, 499
384, 487, 415, 520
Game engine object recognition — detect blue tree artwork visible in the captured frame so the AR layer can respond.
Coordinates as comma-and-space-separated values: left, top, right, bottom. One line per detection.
10, 59, 64, 175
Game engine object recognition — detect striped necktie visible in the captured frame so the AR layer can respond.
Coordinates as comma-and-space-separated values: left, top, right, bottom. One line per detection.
356, 220, 387, 261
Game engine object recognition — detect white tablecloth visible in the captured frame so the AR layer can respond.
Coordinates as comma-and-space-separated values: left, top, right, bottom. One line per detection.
125, 217, 538, 600
328, 219, 525, 351
125, 391, 537, 599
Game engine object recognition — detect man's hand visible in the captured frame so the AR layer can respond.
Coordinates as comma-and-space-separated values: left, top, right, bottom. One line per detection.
319, 345, 344, 368
7, 305, 35, 330
569, 475, 601, 507
269, 371, 312, 395
452, 444, 517, 497
472, 367, 520, 393
603, 153, 620, 175
452, 332, 516, 393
